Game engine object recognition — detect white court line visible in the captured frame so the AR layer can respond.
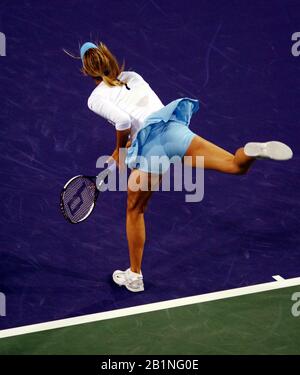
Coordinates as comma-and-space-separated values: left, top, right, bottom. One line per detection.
272, 275, 285, 281
0, 276, 300, 339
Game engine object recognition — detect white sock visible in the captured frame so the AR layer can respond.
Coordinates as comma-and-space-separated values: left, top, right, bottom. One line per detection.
128, 268, 143, 278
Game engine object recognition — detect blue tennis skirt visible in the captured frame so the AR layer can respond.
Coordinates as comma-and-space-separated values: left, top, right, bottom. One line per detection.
126, 97, 199, 174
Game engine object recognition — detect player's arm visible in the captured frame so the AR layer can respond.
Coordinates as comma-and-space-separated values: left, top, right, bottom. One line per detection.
111, 128, 131, 168
87, 93, 132, 168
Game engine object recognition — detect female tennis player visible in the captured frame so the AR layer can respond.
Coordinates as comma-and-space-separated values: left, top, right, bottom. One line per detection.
79, 41, 293, 292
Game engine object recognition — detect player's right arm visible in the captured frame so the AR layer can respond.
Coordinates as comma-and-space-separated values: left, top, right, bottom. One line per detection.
88, 93, 132, 168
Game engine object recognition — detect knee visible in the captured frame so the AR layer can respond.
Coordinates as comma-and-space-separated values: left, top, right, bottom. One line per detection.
127, 193, 148, 215
231, 164, 249, 175
225, 155, 250, 175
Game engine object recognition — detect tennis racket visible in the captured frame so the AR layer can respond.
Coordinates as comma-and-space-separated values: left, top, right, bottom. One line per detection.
60, 162, 116, 224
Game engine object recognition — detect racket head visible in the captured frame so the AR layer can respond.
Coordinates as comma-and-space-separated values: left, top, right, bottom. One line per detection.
60, 175, 99, 224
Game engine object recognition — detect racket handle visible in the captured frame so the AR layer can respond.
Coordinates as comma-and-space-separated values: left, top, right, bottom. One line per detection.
96, 160, 117, 191
106, 159, 117, 173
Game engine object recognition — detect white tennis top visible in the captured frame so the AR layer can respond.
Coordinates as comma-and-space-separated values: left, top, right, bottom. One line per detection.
87, 71, 164, 139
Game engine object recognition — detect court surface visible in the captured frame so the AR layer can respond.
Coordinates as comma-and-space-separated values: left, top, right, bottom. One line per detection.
0, 282, 300, 354
0, 0, 300, 355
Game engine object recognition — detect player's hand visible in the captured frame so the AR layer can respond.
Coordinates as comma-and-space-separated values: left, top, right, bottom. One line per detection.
107, 149, 119, 167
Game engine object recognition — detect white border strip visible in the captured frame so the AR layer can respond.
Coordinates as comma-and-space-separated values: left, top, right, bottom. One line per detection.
1, 276, 300, 339
272, 275, 285, 281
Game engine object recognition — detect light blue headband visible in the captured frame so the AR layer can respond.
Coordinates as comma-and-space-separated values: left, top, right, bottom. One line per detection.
80, 42, 97, 61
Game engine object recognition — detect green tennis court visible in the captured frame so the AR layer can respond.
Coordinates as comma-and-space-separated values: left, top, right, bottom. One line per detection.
0, 285, 299, 355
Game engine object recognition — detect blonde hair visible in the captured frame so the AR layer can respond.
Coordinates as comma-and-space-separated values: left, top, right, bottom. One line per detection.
81, 42, 126, 87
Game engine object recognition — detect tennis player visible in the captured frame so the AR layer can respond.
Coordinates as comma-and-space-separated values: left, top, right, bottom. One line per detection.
79, 41, 293, 292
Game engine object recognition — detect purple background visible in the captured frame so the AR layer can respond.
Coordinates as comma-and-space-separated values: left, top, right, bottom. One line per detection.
0, 0, 300, 329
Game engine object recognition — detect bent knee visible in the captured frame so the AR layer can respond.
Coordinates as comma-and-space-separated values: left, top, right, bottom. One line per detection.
230, 164, 250, 175
127, 192, 149, 214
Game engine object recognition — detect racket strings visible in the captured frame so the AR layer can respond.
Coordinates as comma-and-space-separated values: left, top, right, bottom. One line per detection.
60, 176, 97, 223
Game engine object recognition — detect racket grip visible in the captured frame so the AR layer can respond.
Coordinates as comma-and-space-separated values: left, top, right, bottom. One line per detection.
106, 159, 117, 173
96, 160, 117, 191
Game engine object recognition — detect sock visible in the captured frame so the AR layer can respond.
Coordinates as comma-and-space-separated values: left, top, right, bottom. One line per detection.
129, 268, 143, 278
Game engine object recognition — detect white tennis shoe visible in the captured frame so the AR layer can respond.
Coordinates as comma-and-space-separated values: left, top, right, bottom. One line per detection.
113, 268, 144, 292
244, 141, 293, 161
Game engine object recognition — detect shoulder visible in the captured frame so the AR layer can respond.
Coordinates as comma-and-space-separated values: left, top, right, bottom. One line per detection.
87, 84, 106, 110
120, 70, 147, 83
87, 71, 147, 109
87, 79, 111, 105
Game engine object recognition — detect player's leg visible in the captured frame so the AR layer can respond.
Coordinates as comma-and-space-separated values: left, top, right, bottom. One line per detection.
126, 170, 159, 273
184, 135, 255, 174
184, 136, 293, 173
113, 169, 160, 292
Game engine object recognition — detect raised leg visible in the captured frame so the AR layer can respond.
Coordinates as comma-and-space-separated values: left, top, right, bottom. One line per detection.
185, 135, 255, 174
